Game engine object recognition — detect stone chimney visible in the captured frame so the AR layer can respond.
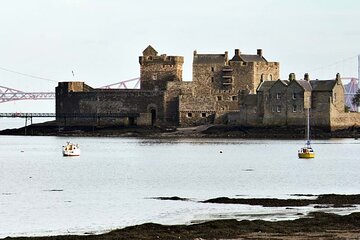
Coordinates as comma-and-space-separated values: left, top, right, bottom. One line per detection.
289, 73, 296, 81
224, 51, 228, 62
257, 49, 263, 57
336, 73, 341, 84
304, 73, 310, 81
193, 50, 197, 56
235, 49, 241, 56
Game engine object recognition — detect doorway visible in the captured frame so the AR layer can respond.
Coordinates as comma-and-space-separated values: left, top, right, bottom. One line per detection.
150, 109, 156, 125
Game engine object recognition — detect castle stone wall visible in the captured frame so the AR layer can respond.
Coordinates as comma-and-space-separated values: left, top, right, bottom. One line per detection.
56, 85, 166, 126
179, 95, 216, 126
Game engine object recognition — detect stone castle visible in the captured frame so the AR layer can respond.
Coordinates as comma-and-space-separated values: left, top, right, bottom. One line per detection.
56, 45, 360, 130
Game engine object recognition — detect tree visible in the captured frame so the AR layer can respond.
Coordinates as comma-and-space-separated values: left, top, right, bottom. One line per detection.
352, 89, 360, 107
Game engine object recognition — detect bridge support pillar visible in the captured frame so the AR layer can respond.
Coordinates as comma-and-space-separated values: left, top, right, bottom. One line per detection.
24, 116, 33, 135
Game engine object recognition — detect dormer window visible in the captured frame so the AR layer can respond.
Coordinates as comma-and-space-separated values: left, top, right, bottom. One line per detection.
292, 92, 296, 99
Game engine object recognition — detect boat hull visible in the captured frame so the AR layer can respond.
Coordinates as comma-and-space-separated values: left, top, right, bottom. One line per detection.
63, 149, 80, 156
298, 152, 315, 159
62, 142, 80, 157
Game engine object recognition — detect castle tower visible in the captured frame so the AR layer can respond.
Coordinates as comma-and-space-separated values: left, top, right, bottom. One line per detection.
139, 45, 184, 90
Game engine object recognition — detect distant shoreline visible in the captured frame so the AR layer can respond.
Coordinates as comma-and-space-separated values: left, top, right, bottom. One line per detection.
0, 121, 359, 139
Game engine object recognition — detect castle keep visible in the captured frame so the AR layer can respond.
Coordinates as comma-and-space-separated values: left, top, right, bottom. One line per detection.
56, 45, 359, 130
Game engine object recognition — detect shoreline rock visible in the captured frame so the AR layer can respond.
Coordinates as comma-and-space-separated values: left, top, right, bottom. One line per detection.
1, 121, 360, 139
3, 212, 360, 240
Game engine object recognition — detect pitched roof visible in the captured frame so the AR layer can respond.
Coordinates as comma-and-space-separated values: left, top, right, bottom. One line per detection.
280, 80, 290, 85
193, 54, 226, 64
310, 80, 337, 92
257, 80, 277, 92
230, 54, 267, 62
289, 80, 312, 91
143, 45, 158, 56
240, 54, 267, 62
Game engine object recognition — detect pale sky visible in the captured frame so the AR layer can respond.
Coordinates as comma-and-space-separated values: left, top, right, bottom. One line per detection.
0, 0, 360, 113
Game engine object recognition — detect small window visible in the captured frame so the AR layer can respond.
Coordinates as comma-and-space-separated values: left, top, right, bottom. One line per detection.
241, 62, 247, 66
276, 105, 281, 112
293, 105, 297, 112
211, 67, 215, 72
187, 112, 192, 118
201, 113, 207, 118
292, 92, 296, 99
272, 106, 275, 112
152, 74, 157, 80
217, 96, 222, 101
276, 93, 281, 99
211, 77, 214, 82
232, 96, 238, 101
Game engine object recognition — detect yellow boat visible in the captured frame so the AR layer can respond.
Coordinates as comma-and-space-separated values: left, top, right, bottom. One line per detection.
298, 108, 315, 159
298, 141, 315, 159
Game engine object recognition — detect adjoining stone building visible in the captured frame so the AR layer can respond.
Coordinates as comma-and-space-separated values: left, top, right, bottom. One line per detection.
229, 73, 360, 130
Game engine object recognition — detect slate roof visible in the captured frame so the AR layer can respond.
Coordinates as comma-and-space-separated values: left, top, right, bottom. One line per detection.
143, 45, 158, 56
193, 54, 226, 64
280, 80, 290, 85
310, 80, 336, 92
240, 54, 267, 62
294, 80, 312, 91
230, 54, 267, 62
257, 80, 277, 92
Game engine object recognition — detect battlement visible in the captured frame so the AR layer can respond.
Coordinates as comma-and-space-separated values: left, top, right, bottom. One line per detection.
56, 81, 93, 93
139, 45, 184, 65
139, 54, 184, 65
139, 45, 184, 85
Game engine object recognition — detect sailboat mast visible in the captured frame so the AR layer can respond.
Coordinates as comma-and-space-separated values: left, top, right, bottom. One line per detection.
306, 108, 310, 141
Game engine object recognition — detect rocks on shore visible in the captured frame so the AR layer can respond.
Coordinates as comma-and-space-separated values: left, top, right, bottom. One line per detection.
1, 121, 360, 139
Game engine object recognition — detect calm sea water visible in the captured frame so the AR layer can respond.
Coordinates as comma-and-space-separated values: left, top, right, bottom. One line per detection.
0, 136, 360, 237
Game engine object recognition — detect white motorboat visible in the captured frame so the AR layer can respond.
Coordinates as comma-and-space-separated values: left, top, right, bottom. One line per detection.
62, 142, 80, 156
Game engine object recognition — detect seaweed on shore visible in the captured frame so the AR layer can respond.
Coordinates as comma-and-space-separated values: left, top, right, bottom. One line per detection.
4, 212, 360, 240
202, 194, 360, 208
